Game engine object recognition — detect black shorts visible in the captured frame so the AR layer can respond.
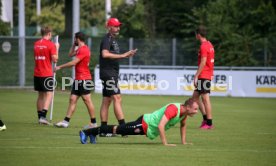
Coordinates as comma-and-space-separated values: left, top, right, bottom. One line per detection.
34, 76, 54, 92
116, 115, 145, 135
195, 79, 211, 94
101, 77, 121, 97
71, 80, 94, 96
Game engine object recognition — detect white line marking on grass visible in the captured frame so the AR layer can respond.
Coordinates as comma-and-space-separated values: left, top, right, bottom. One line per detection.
0, 138, 31, 141
189, 148, 276, 153
1, 146, 276, 153
256, 133, 275, 135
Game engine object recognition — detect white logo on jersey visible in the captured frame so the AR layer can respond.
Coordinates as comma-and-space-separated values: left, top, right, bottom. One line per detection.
35, 56, 46, 60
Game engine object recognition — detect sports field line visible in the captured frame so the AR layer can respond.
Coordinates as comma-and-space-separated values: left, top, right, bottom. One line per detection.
1, 146, 275, 153
256, 132, 276, 135
0, 138, 31, 141
169, 132, 276, 137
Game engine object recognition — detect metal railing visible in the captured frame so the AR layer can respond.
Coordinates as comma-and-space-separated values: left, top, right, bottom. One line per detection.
0, 36, 275, 87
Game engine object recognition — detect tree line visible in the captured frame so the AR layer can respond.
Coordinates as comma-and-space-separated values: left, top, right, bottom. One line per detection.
0, 0, 275, 66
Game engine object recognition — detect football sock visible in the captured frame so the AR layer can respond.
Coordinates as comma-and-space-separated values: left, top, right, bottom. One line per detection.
91, 118, 96, 124
101, 122, 107, 126
207, 119, 212, 126
64, 117, 70, 122
37, 110, 43, 119
100, 125, 114, 134
203, 115, 207, 121
118, 119, 127, 136
84, 125, 114, 136
0, 120, 4, 126
84, 127, 99, 136
41, 109, 48, 118
118, 119, 125, 125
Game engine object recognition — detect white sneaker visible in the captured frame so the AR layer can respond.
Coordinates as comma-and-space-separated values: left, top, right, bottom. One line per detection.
0, 125, 7, 131
54, 120, 69, 128
38, 117, 50, 125
83, 123, 97, 130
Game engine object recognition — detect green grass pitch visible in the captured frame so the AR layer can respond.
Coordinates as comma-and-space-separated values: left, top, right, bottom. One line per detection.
0, 89, 275, 166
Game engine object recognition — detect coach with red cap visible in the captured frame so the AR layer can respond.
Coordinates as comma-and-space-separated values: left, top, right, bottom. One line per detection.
99, 17, 137, 136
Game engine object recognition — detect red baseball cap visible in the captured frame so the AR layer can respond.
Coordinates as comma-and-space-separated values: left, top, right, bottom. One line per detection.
107, 18, 122, 27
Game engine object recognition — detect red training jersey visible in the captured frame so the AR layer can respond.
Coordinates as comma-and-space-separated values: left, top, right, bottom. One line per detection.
197, 41, 215, 80
75, 45, 92, 80
33, 39, 57, 77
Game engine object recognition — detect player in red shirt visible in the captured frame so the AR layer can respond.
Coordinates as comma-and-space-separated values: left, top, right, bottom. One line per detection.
33, 26, 59, 125
54, 32, 97, 128
192, 25, 215, 129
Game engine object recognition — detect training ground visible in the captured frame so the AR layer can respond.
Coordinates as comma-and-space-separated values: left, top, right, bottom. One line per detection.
0, 89, 275, 166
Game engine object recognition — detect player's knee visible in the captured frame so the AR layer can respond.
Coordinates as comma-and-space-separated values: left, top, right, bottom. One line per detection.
134, 128, 142, 134
103, 97, 112, 105
69, 97, 77, 104
82, 97, 90, 103
201, 96, 210, 105
112, 95, 121, 103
